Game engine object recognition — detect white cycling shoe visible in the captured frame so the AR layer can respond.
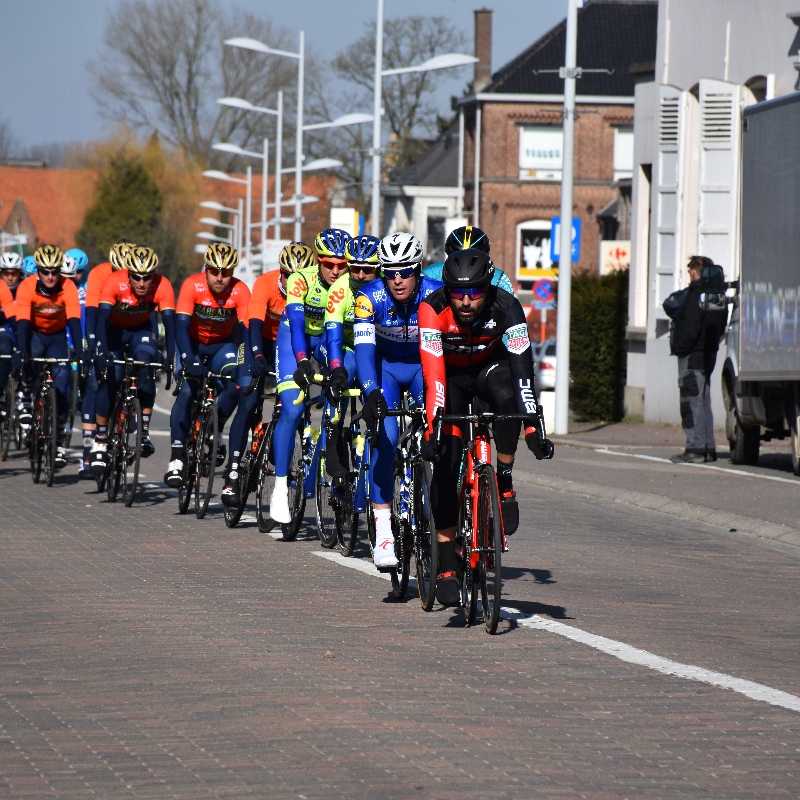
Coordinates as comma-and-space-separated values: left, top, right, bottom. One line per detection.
164, 459, 184, 488
373, 531, 398, 569
270, 478, 291, 524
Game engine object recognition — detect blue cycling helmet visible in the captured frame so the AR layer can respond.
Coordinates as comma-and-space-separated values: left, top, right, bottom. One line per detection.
345, 234, 380, 267
22, 255, 37, 276
65, 248, 89, 273
314, 228, 351, 260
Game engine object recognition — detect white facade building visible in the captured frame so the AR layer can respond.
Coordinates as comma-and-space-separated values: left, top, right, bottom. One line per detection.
626, 0, 800, 422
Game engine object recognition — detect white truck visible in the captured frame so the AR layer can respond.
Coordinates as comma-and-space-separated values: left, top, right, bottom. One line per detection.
722, 92, 800, 473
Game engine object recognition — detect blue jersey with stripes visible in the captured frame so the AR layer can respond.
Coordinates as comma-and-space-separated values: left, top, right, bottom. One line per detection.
421, 261, 513, 294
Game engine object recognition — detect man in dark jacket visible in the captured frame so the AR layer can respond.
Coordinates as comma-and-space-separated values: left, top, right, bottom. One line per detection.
665, 256, 727, 463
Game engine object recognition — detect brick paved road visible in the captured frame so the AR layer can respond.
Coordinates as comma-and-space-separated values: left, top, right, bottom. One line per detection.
0, 402, 798, 798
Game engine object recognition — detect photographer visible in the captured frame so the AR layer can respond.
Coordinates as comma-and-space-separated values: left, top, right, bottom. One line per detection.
663, 256, 727, 463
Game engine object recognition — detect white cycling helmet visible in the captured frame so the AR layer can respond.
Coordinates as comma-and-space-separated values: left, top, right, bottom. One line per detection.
378, 232, 423, 268
60, 254, 79, 278
0, 251, 22, 270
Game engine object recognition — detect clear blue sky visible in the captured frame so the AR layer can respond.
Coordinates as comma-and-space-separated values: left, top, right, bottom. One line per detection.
2, 0, 567, 148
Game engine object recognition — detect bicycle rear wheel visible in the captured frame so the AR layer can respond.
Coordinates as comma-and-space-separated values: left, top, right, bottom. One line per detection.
282, 426, 307, 541
194, 408, 218, 519
255, 420, 277, 533
477, 464, 504, 634
43, 386, 57, 487
413, 461, 437, 611
122, 397, 143, 507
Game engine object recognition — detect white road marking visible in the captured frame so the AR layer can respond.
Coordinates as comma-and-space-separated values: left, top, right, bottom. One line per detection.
314, 548, 800, 715
153, 403, 171, 416
595, 448, 800, 486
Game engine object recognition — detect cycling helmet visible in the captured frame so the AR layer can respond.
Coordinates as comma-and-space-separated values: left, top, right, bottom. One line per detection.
314, 228, 351, 259
204, 241, 239, 271
442, 248, 493, 290
126, 245, 159, 275
109, 241, 136, 270
445, 225, 490, 256
34, 244, 64, 269
22, 255, 37, 276
0, 251, 22, 270
61, 255, 79, 277
64, 247, 89, 273
378, 232, 423, 267
278, 241, 316, 273
345, 235, 381, 267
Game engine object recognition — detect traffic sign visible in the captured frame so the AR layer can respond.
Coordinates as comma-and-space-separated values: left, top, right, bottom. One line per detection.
550, 216, 581, 264
531, 279, 556, 310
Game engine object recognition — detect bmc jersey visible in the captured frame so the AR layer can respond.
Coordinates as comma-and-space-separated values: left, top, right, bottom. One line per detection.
100, 271, 175, 330
418, 287, 537, 429
176, 272, 250, 345
15, 275, 81, 335
0, 282, 14, 323
85, 262, 115, 310
248, 270, 286, 342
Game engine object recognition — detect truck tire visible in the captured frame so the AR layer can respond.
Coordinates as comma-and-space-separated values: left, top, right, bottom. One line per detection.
731, 420, 760, 465
788, 401, 800, 477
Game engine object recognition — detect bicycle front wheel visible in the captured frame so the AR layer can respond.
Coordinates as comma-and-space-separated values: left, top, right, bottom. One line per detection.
29, 392, 44, 483
282, 426, 307, 541
122, 397, 143, 507
43, 386, 57, 487
477, 464, 504, 634
255, 420, 277, 533
0, 386, 12, 461
177, 443, 196, 514
413, 461, 437, 612
194, 408, 219, 519
315, 448, 338, 549
390, 467, 412, 598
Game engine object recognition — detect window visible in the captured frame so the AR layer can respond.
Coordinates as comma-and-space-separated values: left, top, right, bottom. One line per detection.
613, 128, 634, 180
519, 126, 563, 181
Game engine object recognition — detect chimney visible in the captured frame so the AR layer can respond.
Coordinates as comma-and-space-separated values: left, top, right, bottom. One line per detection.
474, 8, 493, 92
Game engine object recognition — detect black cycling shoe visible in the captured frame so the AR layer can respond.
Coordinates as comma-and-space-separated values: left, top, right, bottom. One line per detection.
435, 571, 460, 607
500, 490, 519, 536
140, 436, 155, 458
221, 474, 241, 508
215, 442, 227, 467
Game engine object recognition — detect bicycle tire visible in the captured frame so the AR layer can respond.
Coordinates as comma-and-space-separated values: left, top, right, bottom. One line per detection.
177, 443, 196, 514
389, 469, 412, 599
29, 388, 44, 483
413, 461, 437, 612
66, 367, 79, 448
315, 450, 338, 549
0, 386, 11, 460
282, 426, 306, 541
255, 420, 277, 533
106, 415, 123, 503
194, 407, 218, 519
122, 397, 143, 507
458, 479, 479, 626
43, 385, 57, 487
477, 463, 504, 634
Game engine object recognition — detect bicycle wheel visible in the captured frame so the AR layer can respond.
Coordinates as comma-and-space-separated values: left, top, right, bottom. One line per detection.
255, 420, 277, 533
315, 448, 339, 549
413, 461, 437, 612
29, 392, 43, 483
282, 426, 307, 541
223, 450, 250, 529
177, 442, 197, 514
458, 483, 479, 626
43, 386, 57, 487
106, 427, 122, 503
194, 407, 218, 519
122, 397, 143, 507
0, 386, 11, 460
477, 464, 504, 634
66, 366, 79, 448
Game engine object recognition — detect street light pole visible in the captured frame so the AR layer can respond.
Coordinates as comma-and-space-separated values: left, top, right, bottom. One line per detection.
294, 30, 305, 241
261, 137, 269, 269
245, 165, 253, 264
371, 0, 384, 234
554, 0, 579, 435
275, 91, 283, 240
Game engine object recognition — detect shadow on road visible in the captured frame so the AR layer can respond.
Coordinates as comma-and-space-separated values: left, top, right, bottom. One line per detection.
506, 598, 571, 620
502, 565, 556, 584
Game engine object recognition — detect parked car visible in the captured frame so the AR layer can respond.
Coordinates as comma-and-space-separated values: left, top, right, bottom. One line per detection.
535, 340, 557, 391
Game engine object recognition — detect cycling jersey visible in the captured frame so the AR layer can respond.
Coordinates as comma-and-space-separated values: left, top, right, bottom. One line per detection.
0, 281, 15, 323
285, 265, 330, 361
100, 271, 175, 330
422, 261, 514, 294
15, 275, 81, 335
324, 273, 364, 370
418, 286, 538, 431
176, 272, 250, 346
84, 262, 114, 338
248, 269, 286, 345
353, 275, 441, 393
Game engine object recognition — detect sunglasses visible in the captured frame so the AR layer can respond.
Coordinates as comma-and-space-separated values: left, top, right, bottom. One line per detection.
383, 266, 417, 280
129, 273, 155, 283
206, 266, 235, 277
38, 268, 60, 277
349, 263, 378, 275
448, 286, 486, 301
318, 257, 347, 269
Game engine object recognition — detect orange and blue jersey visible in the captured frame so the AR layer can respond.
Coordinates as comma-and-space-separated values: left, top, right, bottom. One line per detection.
84, 261, 115, 342
14, 274, 82, 358
0, 281, 15, 325
247, 270, 285, 357
100, 271, 175, 330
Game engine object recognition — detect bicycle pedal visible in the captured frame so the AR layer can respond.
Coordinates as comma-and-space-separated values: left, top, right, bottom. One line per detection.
376, 564, 398, 574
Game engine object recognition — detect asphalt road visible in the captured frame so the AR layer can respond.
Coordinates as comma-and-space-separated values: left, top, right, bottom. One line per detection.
0, 392, 798, 799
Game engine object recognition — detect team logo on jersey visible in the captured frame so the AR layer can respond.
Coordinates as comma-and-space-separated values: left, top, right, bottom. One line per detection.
420, 328, 443, 357
354, 296, 373, 319
519, 379, 538, 415
483, 318, 497, 329
288, 277, 307, 298
326, 286, 346, 313
353, 322, 376, 345
502, 323, 530, 354
372, 288, 387, 303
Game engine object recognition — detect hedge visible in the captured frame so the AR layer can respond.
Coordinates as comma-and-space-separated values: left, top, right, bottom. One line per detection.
569, 269, 629, 421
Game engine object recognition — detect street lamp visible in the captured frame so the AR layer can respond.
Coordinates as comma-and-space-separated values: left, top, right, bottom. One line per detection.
199, 217, 237, 230
196, 231, 229, 242
370, 0, 477, 232
280, 157, 343, 174
199, 200, 238, 214
202, 169, 252, 261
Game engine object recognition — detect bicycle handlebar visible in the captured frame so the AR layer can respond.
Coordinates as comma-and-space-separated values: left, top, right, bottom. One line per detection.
111, 358, 164, 368
30, 357, 72, 364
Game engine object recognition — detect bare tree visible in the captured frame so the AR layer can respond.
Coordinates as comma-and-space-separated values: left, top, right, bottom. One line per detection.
90, 0, 297, 162
0, 118, 16, 161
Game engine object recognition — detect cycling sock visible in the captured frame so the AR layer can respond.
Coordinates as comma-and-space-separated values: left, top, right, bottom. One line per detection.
438, 540, 457, 574
374, 507, 392, 539
82, 429, 94, 457
497, 460, 514, 495
273, 475, 287, 492
228, 450, 241, 475
96, 424, 108, 443
141, 412, 151, 434
170, 443, 185, 462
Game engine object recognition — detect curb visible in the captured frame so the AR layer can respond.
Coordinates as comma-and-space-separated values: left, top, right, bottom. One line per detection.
514, 469, 800, 551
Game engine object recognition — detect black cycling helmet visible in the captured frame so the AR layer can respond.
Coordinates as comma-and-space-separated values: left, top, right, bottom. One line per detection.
442, 248, 493, 290
445, 225, 490, 256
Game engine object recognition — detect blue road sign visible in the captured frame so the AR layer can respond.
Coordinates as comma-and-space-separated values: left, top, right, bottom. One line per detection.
550, 216, 582, 264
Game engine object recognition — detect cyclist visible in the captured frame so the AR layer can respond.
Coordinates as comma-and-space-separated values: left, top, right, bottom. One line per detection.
0, 278, 16, 400
90, 246, 175, 475
64, 247, 90, 318
353, 232, 441, 568
220, 241, 314, 508
15, 245, 83, 470
422, 225, 513, 294
22, 255, 38, 278
418, 248, 553, 604
268, 227, 351, 523
165, 242, 250, 488
1, 251, 23, 297
80, 242, 134, 477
